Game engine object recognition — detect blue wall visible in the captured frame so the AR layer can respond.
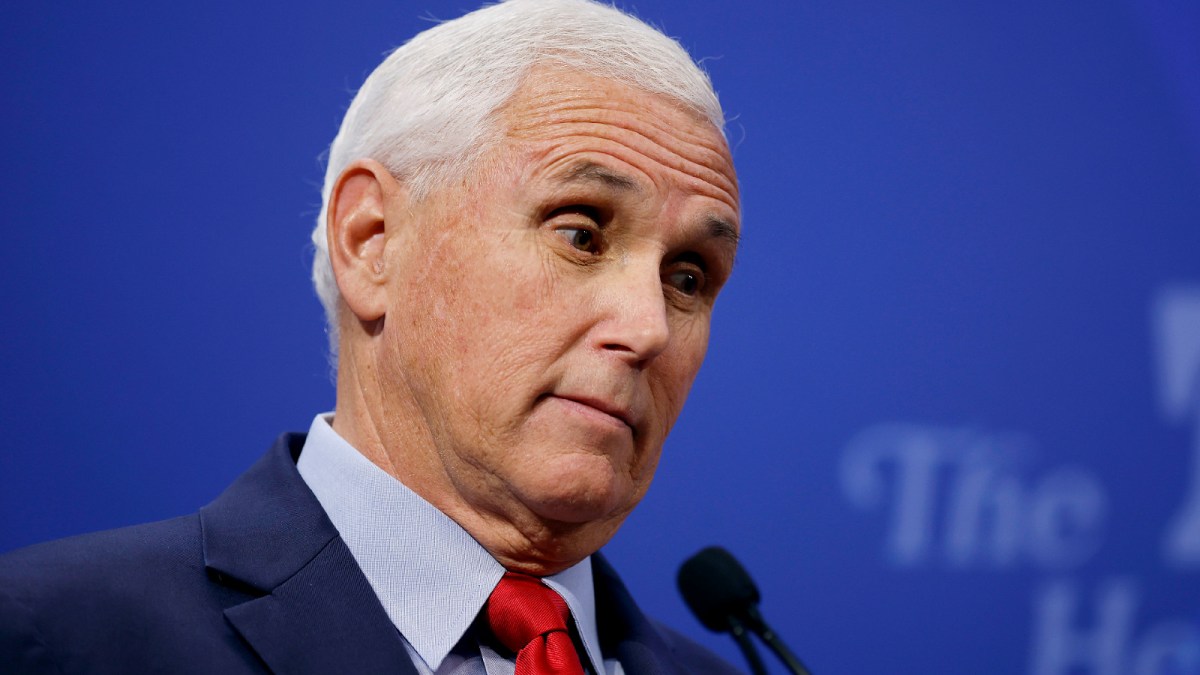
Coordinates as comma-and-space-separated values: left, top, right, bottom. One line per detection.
2, 1, 1198, 673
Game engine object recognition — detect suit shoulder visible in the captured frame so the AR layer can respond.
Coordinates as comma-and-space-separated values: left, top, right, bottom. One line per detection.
0, 514, 204, 658
0, 514, 205, 590
0, 515, 229, 672
0, 515, 211, 622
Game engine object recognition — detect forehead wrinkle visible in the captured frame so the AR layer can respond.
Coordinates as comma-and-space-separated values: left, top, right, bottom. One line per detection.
504, 94, 738, 208
518, 117, 739, 212
557, 160, 643, 194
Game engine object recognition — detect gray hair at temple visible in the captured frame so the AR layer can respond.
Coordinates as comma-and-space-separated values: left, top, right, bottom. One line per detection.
311, 0, 727, 355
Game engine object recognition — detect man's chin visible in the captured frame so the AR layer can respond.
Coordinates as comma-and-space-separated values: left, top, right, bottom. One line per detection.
519, 484, 628, 527
514, 459, 636, 527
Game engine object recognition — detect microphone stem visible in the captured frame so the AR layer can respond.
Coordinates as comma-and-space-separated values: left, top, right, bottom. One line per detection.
727, 615, 769, 675
758, 625, 813, 675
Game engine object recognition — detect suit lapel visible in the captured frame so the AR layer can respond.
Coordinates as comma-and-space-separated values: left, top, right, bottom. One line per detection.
200, 434, 416, 675
222, 536, 418, 675
592, 554, 687, 675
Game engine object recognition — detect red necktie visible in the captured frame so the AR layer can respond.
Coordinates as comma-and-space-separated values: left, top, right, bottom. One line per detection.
486, 572, 587, 675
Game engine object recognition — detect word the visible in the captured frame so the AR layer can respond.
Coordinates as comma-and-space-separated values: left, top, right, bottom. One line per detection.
841, 425, 1106, 569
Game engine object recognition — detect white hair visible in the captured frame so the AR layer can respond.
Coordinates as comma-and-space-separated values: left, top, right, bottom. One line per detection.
312, 0, 726, 354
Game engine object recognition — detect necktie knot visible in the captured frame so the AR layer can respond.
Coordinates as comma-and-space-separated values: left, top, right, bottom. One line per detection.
487, 572, 586, 675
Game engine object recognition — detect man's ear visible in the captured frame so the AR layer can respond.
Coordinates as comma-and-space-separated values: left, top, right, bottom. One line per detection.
326, 159, 401, 323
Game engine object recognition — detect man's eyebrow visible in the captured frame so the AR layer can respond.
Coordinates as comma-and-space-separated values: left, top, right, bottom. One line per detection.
705, 214, 740, 249
556, 161, 739, 249
557, 161, 642, 193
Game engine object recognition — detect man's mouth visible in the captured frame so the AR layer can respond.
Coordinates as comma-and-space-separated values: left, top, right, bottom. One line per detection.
543, 393, 638, 436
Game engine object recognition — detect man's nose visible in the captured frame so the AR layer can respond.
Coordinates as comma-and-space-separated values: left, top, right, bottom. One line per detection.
594, 266, 671, 367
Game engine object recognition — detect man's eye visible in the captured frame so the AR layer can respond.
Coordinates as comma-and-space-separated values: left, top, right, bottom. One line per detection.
556, 227, 599, 253
665, 269, 704, 296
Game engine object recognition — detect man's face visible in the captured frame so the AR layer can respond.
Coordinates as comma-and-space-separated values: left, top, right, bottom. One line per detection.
373, 68, 739, 567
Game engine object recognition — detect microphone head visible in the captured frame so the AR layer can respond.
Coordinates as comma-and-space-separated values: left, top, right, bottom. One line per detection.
677, 546, 762, 633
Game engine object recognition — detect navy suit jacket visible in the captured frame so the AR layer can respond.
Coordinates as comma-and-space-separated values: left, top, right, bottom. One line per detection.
0, 434, 740, 674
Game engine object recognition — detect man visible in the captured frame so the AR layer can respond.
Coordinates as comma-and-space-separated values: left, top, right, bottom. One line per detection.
0, 0, 742, 672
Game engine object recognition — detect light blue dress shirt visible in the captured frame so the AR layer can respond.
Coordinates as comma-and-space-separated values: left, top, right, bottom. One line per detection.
297, 414, 624, 675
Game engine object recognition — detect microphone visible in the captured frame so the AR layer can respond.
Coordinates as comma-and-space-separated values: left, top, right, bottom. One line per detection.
677, 546, 814, 675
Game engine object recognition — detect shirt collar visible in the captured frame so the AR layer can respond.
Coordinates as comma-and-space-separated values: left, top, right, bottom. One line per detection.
296, 413, 607, 673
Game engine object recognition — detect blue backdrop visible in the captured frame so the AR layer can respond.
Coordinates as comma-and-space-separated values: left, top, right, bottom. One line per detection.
2, 1, 1198, 673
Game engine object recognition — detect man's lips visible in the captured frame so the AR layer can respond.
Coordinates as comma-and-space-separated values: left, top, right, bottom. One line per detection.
546, 394, 637, 435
